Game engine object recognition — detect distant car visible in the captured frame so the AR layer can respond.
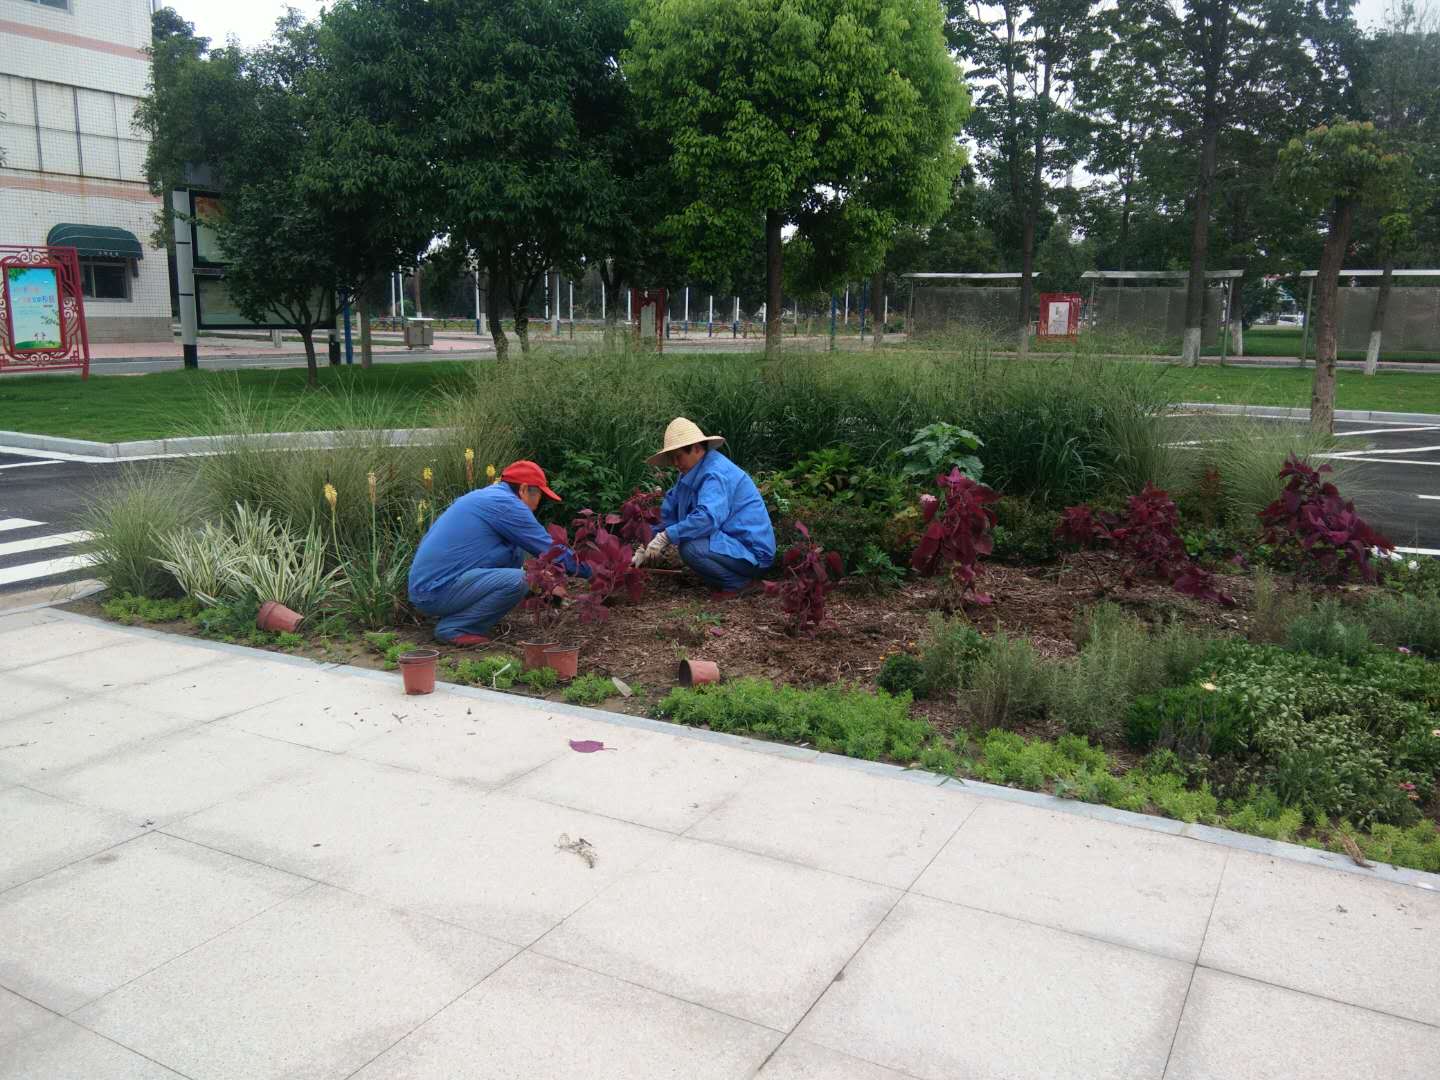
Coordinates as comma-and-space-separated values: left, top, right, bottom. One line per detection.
1274, 314, 1302, 327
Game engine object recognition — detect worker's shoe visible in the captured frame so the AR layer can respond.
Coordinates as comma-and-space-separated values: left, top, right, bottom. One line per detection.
443, 633, 493, 647
708, 580, 762, 602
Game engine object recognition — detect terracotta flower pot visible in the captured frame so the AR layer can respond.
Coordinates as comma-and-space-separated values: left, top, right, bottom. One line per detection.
522, 640, 560, 671
678, 659, 720, 687
543, 645, 579, 680
256, 601, 303, 634
398, 648, 439, 695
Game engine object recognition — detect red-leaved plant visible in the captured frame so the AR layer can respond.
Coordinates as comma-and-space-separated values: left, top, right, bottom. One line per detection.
1055, 485, 1234, 606
910, 468, 1001, 603
522, 523, 573, 629
1258, 455, 1393, 585
576, 524, 647, 624
764, 522, 844, 636
607, 487, 663, 546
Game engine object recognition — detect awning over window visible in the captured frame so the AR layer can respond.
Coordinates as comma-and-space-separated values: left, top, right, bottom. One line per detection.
46, 224, 144, 261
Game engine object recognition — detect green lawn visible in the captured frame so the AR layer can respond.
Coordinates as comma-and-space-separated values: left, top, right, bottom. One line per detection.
2, 354, 1439, 443
0, 363, 477, 442
1232, 326, 1440, 362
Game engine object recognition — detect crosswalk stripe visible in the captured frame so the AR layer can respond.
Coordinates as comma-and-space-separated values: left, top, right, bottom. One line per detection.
0, 554, 96, 587
0, 518, 44, 533
0, 531, 92, 558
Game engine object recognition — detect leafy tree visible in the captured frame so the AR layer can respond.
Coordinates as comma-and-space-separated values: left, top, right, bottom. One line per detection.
1280, 120, 1410, 431
627, 0, 968, 355
948, 0, 1099, 351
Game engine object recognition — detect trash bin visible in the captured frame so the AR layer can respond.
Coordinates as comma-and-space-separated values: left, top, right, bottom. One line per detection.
404, 319, 434, 348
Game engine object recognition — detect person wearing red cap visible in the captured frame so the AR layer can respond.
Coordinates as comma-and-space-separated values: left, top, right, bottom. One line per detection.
407, 460, 587, 646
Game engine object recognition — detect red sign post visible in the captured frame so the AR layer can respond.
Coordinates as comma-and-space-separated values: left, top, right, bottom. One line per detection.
1038, 292, 1082, 341
0, 245, 90, 378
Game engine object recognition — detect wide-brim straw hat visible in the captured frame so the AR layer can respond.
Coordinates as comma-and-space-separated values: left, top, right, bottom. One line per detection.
647, 417, 726, 467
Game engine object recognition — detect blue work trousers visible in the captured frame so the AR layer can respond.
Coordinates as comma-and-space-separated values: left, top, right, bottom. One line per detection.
413, 548, 527, 641
678, 536, 767, 592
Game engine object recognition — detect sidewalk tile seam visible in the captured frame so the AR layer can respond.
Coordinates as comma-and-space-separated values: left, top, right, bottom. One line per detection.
0, 799, 150, 901
26, 1018, 204, 1080
1190, 962, 1440, 1034
1158, 849, 1229, 1079
25, 610, 1440, 895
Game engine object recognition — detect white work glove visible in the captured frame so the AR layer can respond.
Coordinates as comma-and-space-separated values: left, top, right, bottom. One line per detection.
632, 531, 670, 568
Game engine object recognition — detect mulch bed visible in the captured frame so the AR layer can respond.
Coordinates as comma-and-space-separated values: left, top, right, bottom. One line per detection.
71, 551, 1260, 717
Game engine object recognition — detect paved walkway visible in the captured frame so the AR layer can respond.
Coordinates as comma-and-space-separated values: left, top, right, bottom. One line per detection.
1, 607, 1437, 1080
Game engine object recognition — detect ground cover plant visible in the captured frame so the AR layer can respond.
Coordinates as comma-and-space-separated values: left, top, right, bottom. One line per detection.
76, 347, 1440, 875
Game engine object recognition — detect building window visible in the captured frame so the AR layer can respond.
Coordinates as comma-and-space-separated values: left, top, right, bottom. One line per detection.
81, 259, 131, 301
25, 0, 72, 10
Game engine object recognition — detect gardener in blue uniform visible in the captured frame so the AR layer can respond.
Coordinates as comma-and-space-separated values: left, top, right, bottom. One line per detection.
408, 460, 587, 646
631, 417, 775, 598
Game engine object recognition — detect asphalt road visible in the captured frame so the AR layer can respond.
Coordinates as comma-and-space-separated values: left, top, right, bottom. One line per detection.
4, 415, 1440, 596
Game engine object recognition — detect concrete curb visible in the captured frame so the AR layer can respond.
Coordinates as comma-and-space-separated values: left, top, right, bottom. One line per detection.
1178, 402, 1440, 425
0, 426, 454, 460
31, 605, 1440, 894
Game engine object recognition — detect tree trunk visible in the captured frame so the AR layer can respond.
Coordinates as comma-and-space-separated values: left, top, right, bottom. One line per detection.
488, 267, 509, 362
1018, 56, 1051, 358
1230, 311, 1243, 357
1181, 1, 1231, 366
1117, 181, 1132, 273
871, 266, 885, 349
359, 296, 373, 368
300, 328, 318, 388
765, 208, 783, 357
1364, 258, 1394, 376
1311, 198, 1356, 434
516, 315, 531, 354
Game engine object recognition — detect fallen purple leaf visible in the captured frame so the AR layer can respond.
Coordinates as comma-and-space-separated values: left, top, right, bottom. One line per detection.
569, 739, 607, 753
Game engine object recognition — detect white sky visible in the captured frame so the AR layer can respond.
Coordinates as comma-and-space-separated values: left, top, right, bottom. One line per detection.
172, 0, 1403, 50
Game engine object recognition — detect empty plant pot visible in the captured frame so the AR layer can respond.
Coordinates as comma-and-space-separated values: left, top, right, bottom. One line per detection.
522, 641, 560, 671
398, 648, 439, 695
256, 601, 303, 635
543, 645, 579, 680
678, 659, 720, 687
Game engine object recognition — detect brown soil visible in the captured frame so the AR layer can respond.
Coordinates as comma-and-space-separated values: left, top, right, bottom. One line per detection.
69, 551, 1260, 716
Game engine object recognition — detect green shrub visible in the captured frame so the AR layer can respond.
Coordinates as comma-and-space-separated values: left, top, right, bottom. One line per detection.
917, 741, 959, 775
101, 593, 201, 625
659, 677, 930, 762
1346, 820, 1440, 873
918, 615, 989, 696
1357, 592, 1440, 657
968, 633, 1050, 729
194, 597, 264, 643
453, 654, 521, 689
972, 729, 1112, 790
518, 666, 558, 692
80, 465, 197, 598
1286, 599, 1372, 664
273, 631, 304, 649
849, 544, 908, 591
1223, 787, 1305, 842
564, 673, 616, 706
990, 496, 1059, 563
1247, 569, 1310, 644
1126, 685, 1254, 758
878, 652, 926, 697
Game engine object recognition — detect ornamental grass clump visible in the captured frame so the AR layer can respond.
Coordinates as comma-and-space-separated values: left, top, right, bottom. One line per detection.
80, 465, 197, 598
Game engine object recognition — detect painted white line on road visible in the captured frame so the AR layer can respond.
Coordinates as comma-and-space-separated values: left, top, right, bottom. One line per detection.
1318, 455, 1440, 467
1334, 425, 1440, 438
1417, 495, 1440, 501
0, 460, 62, 472
0, 518, 44, 533
1395, 545, 1440, 557
0, 531, 92, 558
0, 554, 95, 586
1326, 444, 1440, 458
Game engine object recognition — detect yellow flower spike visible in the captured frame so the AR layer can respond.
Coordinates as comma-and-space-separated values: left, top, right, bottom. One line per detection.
323, 483, 337, 511
421, 466, 434, 492
465, 448, 475, 487
486, 463, 497, 481
416, 499, 429, 527
367, 471, 377, 506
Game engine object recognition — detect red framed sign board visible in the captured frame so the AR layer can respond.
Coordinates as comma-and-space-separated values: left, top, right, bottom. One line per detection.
1038, 292, 1082, 340
0, 245, 90, 377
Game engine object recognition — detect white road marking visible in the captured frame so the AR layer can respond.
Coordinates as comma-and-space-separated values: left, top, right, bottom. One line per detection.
1334, 425, 1440, 437
0, 554, 96, 586
1326, 444, 1440, 458
1395, 546, 1440, 557
0, 531, 92, 558
1417, 495, 1440, 501
0, 460, 62, 471
0, 518, 44, 532
1317, 455, 1440, 466
0, 444, 114, 463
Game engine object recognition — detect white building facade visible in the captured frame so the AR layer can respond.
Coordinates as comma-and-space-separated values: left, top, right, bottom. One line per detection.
1, 0, 169, 342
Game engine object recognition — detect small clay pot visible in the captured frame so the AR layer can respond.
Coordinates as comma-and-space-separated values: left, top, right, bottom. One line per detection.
678, 659, 720, 687
398, 648, 439, 695
543, 645, 579, 680
522, 640, 560, 671
257, 600, 303, 634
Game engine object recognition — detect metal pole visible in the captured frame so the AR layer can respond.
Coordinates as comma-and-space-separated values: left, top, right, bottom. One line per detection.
601, 281, 606, 321
1088, 278, 1098, 331
343, 292, 353, 364
683, 286, 690, 333
569, 279, 574, 322
844, 286, 849, 327
830, 293, 837, 352
1301, 278, 1315, 365
708, 294, 713, 336
389, 271, 396, 319
626, 288, 631, 322
1219, 277, 1234, 365
552, 272, 561, 335
733, 295, 739, 337
170, 188, 199, 369
474, 269, 481, 335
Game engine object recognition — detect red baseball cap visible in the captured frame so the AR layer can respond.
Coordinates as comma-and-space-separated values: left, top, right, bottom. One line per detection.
500, 460, 561, 501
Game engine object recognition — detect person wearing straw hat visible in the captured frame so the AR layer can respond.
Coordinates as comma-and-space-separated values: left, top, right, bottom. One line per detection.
408, 459, 588, 646
632, 417, 775, 598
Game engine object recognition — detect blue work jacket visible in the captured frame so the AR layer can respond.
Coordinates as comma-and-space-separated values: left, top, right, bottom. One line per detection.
661, 450, 775, 567
408, 484, 583, 599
